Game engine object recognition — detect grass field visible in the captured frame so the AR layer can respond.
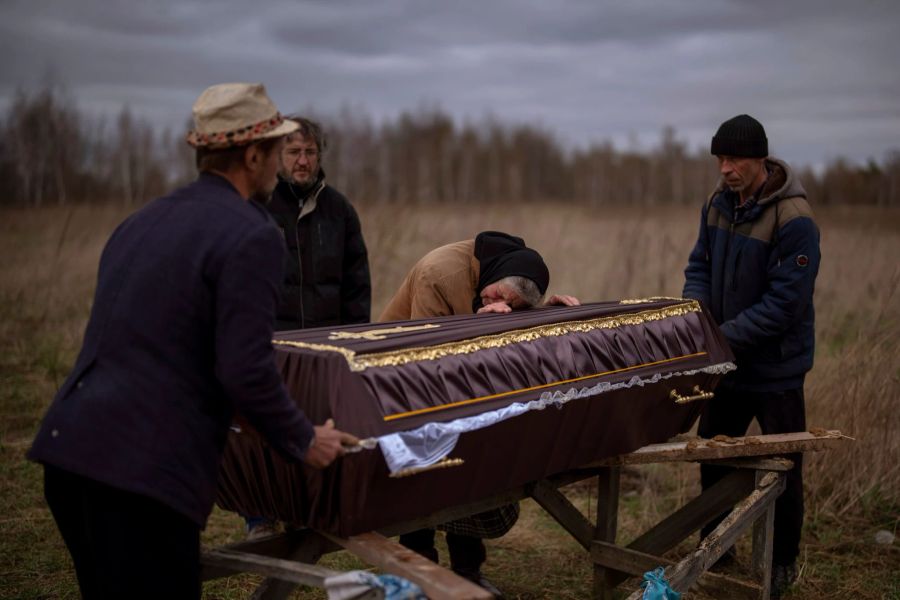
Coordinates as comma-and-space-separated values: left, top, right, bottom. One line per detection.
1, 201, 898, 599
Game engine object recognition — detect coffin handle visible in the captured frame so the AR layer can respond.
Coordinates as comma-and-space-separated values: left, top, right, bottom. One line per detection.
389, 457, 465, 478
669, 385, 715, 404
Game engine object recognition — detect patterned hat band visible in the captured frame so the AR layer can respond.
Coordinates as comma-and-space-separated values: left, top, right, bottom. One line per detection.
186, 112, 285, 149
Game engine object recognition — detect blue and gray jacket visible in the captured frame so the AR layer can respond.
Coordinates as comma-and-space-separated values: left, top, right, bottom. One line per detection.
683, 158, 820, 391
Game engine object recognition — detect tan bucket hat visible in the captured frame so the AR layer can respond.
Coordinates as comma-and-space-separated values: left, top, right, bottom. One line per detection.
186, 83, 298, 149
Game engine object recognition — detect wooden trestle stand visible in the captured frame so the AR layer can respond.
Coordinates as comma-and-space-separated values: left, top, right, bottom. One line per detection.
200, 430, 845, 600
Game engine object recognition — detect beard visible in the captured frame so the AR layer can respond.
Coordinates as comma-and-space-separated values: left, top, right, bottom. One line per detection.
290, 173, 317, 192
277, 168, 316, 196
250, 172, 278, 204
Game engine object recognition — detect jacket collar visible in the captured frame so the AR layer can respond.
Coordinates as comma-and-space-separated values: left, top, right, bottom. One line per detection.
710, 157, 806, 223
272, 169, 327, 220
198, 171, 244, 198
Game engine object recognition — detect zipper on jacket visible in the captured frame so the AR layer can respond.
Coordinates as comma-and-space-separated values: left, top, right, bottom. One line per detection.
731, 244, 742, 292
294, 204, 305, 329
288, 179, 325, 330
720, 218, 735, 300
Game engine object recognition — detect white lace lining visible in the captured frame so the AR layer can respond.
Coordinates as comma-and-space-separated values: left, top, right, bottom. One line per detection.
375, 362, 736, 474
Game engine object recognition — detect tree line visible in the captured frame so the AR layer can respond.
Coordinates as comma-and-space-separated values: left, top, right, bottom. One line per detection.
2, 86, 898, 207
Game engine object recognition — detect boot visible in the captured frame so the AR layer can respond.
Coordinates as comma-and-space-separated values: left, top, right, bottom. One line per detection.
770, 561, 798, 599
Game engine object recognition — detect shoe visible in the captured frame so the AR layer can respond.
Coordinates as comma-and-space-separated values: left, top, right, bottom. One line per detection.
453, 569, 504, 599
245, 519, 281, 541
770, 562, 797, 599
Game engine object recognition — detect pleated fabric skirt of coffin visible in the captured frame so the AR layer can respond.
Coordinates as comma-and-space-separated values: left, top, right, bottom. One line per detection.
216, 298, 734, 536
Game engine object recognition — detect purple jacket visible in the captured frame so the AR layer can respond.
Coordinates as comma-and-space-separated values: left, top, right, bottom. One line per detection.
29, 173, 315, 526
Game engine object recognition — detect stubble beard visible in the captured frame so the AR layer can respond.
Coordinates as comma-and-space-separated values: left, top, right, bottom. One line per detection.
291, 170, 316, 191
250, 173, 277, 205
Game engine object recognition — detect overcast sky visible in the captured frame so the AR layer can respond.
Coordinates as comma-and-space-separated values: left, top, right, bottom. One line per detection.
2, 0, 898, 169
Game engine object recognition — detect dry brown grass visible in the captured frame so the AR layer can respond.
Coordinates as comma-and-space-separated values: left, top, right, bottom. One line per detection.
1, 201, 898, 599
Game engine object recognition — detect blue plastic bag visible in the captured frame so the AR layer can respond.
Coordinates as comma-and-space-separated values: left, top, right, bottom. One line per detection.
325, 570, 427, 600
640, 567, 681, 600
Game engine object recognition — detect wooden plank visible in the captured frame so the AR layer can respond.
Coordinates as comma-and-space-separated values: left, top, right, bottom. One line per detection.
751, 471, 776, 599
663, 472, 786, 594
250, 535, 332, 600
201, 548, 339, 587
200, 529, 335, 582
598, 469, 754, 591
624, 584, 645, 600
698, 457, 794, 471
595, 467, 620, 542
591, 431, 844, 466
624, 583, 646, 600
626, 469, 754, 557
530, 479, 595, 551
591, 541, 760, 600
324, 531, 493, 600
593, 467, 620, 600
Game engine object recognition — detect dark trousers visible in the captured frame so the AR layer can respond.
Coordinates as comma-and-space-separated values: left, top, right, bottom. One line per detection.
698, 387, 806, 566
43, 464, 201, 600
399, 528, 486, 574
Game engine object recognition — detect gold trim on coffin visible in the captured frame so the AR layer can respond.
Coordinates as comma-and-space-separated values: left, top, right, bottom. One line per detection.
328, 323, 440, 341
272, 340, 359, 364
384, 350, 708, 421
619, 296, 687, 304
273, 300, 702, 372
388, 457, 465, 478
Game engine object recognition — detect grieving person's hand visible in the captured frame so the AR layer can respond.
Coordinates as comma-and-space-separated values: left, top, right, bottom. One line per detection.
303, 419, 360, 468
477, 301, 513, 314
546, 294, 580, 307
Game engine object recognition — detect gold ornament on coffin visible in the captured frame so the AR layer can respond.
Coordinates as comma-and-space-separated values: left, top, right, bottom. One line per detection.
388, 457, 465, 478
274, 300, 702, 372
669, 385, 715, 404
328, 324, 441, 341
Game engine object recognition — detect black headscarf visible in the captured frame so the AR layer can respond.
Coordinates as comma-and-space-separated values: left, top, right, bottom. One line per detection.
472, 231, 550, 312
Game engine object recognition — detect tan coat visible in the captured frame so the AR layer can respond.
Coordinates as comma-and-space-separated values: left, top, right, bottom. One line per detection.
379, 240, 480, 321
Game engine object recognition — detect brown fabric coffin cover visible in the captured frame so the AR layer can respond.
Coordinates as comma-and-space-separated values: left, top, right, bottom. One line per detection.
216, 298, 734, 535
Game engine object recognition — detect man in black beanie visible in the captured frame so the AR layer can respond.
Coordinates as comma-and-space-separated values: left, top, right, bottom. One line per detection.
682, 115, 820, 599
379, 231, 577, 597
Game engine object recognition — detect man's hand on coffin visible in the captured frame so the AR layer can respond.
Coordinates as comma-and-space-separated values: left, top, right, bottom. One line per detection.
546, 294, 581, 307
303, 419, 360, 468
477, 301, 513, 314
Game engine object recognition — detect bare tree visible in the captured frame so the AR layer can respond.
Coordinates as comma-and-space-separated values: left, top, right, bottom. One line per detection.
1, 88, 897, 207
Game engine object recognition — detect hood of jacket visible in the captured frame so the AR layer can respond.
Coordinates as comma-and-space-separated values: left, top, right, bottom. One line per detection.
713, 157, 806, 207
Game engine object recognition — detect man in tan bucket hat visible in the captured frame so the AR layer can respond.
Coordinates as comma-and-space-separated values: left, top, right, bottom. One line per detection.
29, 83, 358, 599
187, 82, 302, 201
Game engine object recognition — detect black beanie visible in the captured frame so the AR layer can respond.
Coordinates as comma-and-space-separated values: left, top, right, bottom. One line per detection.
710, 114, 768, 158
472, 231, 550, 312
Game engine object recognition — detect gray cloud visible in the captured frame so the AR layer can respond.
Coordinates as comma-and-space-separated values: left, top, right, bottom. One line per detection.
1, 0, 898, 168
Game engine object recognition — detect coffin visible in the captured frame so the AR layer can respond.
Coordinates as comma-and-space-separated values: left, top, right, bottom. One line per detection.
216, 297, 734, 536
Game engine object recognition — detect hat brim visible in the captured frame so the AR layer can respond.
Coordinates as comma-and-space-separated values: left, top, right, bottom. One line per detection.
187, 118, 300, 149
258, 118, 299, 141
